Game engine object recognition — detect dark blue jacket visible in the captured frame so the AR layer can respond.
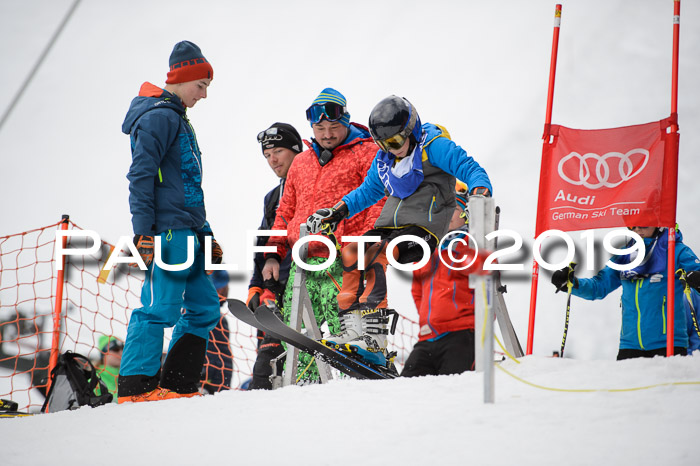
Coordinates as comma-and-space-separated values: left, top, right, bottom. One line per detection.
122, 82, 212, 236
249, 180, 292, 289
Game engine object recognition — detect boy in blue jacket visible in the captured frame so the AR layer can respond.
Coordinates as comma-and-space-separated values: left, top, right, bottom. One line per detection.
118, 41, 222, 402
307, 95, 492, 366
551, 226, 700, 359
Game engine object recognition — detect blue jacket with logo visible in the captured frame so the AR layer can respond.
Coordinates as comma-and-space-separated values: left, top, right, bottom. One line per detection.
122, 82, 212, 237
573, 231, 700, 351
343, 123, 491, 239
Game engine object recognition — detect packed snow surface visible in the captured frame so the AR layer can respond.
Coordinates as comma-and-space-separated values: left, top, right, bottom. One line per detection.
3, 355, 700, 465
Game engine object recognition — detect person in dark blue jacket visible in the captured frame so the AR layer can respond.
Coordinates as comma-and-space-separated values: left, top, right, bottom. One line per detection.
118, 41, 222, 403
551, 226, 700, 360
247, 122, 302, 390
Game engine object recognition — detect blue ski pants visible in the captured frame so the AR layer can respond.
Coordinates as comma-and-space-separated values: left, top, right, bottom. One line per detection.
120, 229, 221, 377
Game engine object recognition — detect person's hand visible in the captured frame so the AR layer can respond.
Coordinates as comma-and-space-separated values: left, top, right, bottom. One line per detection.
262, 258, 280, 282
130, 235, 154, 267
246, 287, 262, 312
469, 187, 491, 197
211, 238, 223, 264
677, 269, 700, 292
551, 263, 577, 293
306, 201, 349, 234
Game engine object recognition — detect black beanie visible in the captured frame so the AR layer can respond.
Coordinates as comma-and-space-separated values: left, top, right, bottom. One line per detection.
258, 122, 303, 154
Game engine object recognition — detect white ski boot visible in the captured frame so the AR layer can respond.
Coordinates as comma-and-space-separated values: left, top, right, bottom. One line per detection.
322, 308, 396, 367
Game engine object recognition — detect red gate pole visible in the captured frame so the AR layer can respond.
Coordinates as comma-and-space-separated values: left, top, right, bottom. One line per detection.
47, 215, 69, 392
526, 4, 562, 355
666, 0, 681, 356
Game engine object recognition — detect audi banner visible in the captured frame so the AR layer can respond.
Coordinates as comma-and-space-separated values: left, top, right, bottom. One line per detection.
535, 117, 679, 235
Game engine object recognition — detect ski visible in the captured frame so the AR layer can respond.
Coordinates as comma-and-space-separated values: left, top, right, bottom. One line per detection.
253, 305, 396, 380
226, 299, 285, 342
228, 299, 375, 379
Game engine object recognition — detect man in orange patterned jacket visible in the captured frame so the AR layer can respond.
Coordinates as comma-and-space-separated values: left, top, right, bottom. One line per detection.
261, 88, 384, 380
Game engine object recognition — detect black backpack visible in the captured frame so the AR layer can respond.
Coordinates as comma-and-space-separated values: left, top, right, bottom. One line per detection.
41, 351, 113, 413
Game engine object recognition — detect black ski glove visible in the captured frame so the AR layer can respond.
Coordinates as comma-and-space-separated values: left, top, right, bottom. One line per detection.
551, 263, 578, 293
677, 269, 700, 292
306, 201, 349, 234
246, 287, 262, 312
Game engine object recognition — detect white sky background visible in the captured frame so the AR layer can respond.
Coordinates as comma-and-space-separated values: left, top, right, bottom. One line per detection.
1, 0, 699, 360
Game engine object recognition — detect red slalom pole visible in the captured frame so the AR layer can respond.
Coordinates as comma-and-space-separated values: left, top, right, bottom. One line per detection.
666, 0, 681, 357
526, 4, 562, 355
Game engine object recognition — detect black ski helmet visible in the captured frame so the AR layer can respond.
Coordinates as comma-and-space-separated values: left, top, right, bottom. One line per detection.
368, 96, 422, 151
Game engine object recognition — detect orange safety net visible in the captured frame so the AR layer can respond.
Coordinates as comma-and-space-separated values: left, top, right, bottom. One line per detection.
0, 219, 420, 412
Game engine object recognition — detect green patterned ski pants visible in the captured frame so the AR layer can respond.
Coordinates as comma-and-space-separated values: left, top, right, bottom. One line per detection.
281, 257, 342, 382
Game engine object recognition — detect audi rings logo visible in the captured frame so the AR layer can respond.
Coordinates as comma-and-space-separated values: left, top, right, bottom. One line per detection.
557, 148, 649, 189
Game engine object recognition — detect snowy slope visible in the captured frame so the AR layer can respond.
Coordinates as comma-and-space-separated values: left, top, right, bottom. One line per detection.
3, 355, 700, 465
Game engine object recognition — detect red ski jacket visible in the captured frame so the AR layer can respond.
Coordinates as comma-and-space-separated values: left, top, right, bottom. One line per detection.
411, 244, 476, 341
267, 124, 384, 259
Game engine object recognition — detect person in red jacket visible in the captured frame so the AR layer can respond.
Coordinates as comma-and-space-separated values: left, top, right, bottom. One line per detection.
402, 187, 476, 377
261, 88, 384, 381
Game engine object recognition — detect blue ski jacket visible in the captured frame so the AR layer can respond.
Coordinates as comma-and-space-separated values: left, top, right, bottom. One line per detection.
342, 123, 491, 239
122, 82, 212, 237
573, 230, 700, 351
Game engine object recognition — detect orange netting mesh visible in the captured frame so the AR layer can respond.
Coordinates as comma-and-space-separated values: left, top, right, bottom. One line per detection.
1, 219, 419, 412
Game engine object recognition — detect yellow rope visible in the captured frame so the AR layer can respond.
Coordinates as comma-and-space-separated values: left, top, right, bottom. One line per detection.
494, 334, 521, 364
479, 280, 488, 347
295, 356, 316, 383
495, 363, 700, 393
481, 276, 700, 392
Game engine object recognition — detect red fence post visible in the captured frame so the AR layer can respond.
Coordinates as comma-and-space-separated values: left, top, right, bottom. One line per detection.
47, 215, 69, 392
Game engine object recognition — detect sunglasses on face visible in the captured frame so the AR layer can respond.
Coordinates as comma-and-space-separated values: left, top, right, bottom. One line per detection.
305, 102, 346, 124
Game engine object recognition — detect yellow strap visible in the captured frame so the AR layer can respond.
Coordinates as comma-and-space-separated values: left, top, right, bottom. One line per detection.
421, 123, 452, 161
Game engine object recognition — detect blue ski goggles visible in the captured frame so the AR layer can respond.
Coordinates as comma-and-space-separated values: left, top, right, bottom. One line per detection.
305, 102, 346, 124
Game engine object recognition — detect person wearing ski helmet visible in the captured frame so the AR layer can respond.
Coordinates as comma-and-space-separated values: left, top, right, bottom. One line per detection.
551, 225, 700, 359
306, 95, 492, 367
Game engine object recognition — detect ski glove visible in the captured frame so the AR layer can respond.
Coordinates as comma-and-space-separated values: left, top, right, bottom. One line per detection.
677, 269, 700, 292
551, 263, 578, 293
211, 238, 223, 265
247, 287, 262, 312
469, 187, 491, 197
131, 235, 154, 268
306, 201, 349, 234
